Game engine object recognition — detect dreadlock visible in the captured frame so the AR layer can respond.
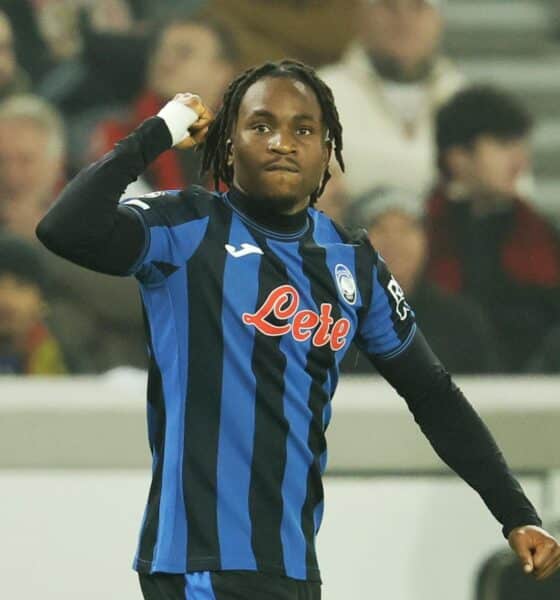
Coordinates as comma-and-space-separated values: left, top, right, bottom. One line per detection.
201, 59, 344, 205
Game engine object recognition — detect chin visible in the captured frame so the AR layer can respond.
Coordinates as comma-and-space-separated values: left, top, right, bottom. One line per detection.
265, 192, 302, 214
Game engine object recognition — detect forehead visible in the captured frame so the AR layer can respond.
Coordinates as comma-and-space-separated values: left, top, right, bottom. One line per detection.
238, 76, 323, 123
159, 23, 217, 50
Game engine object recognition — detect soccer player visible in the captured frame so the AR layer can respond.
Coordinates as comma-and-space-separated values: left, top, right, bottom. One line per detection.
36, 60, 560, 599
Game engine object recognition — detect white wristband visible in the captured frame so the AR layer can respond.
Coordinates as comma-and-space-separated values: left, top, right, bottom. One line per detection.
157, 100, 199, 146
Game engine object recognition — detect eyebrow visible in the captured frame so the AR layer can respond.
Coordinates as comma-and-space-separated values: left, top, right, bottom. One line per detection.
248, 109, 319, 122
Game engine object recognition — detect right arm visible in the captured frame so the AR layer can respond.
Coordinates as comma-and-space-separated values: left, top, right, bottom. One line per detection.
36, 95, 207, 275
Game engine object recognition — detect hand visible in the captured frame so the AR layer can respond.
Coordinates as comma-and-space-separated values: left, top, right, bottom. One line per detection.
508, 525, 560, 580
171, 93, 214, 150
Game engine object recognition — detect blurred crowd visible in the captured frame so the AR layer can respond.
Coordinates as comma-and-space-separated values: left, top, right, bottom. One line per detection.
1, 0, 559, 376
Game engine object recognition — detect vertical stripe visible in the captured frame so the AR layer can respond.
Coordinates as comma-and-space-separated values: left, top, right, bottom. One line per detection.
153, 271, 189, 568
186, 572, 216, 600
248, 237, 290, 573
268, 240, 315, 580
135, 300, 166, 569
216, 218, 260, 570
298, 222, 344, 577
183, 205, 232, 569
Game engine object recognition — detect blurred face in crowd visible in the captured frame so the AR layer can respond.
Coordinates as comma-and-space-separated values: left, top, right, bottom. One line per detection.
445, 135, 531, 201
0, 13, 16, 92
360, 0, 443, 77
231, 76, 331, 214
0, 117, 62, 201
0, 274, 43, 349
0, 117, 64, 238
367, 209, 427, 294
148, 22, 236, 108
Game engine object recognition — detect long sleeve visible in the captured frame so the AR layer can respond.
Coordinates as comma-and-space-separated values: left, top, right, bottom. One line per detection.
36, 116, 172, 275
372, 330, 542, 538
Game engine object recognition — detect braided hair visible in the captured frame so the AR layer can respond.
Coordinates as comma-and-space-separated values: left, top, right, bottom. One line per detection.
201, 59, 344, 205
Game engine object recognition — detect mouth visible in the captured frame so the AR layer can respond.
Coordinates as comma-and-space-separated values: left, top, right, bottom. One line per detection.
263, 162, 300, 174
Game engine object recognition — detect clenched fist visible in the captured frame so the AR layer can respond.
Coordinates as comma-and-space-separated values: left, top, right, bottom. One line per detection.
157, 93, 214, 150
508, 525, 560, 580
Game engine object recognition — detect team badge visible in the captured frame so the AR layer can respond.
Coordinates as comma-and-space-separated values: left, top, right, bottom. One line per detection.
335, 264, 356, 305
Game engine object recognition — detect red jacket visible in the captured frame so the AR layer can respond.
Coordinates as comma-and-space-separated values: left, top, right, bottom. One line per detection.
426, 187, 560, 293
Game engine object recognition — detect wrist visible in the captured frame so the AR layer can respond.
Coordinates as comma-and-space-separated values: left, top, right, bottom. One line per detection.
157, 100, 199, 147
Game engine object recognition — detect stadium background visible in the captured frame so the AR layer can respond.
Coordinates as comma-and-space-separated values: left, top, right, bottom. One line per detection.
1, 1, 559, 598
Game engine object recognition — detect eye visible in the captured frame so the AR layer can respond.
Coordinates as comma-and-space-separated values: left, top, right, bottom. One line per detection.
252, 123, 271, 134
297, 127, 313, 136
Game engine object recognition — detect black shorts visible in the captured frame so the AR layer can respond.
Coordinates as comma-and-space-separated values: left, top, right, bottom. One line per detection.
138, 570, 321, 600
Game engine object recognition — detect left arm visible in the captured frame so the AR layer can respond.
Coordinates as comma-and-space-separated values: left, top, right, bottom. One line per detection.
354, 248, 560, 579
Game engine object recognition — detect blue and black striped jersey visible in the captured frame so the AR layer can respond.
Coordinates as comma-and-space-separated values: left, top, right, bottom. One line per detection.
36, 116, 542, 586
120, 185, 416, 581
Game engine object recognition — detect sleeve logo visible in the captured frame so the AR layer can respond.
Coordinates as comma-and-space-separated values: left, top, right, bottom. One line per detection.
387, 276, 411, 321
335, 264, 357, 305
242, 284, 351, 351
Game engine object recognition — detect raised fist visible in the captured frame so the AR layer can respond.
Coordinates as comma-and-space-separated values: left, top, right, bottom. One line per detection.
158, 93, 214, 150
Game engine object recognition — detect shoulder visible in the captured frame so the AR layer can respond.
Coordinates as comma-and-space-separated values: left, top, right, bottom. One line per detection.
311, 209, 372, 245
120, 185, 221, 225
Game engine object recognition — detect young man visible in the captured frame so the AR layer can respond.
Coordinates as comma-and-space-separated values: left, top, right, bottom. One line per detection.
426, 85, 560, 371
36, 60, 560, 599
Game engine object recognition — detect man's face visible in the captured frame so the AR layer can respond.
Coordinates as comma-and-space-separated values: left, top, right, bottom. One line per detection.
449, 135, 531, 200
0, 274, 43, 345
148, 23, 235, 108
367, 210, 426, 293
0, 15, 16, 91
231, 76, 331, 214
0, 118, 62, 204
361, 0, 442, 74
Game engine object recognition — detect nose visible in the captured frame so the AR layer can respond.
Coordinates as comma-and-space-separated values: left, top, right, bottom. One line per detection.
268, 131, 295, 154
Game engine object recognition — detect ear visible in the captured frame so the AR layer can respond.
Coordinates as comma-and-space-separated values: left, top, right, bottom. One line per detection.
226, 138, 234, 166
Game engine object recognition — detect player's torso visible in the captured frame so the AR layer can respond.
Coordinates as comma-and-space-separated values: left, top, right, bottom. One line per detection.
188, 201, 364, 371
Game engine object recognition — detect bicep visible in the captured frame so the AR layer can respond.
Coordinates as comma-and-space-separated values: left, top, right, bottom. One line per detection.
59, 205, 146, 276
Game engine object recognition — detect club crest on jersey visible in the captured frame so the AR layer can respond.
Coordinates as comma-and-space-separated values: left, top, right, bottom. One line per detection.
335, 264, 356, 305
242, 284, 351, 351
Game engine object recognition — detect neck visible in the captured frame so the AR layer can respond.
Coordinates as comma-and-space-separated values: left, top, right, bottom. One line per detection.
368, 52, 435, 83
227, 186, 309, 234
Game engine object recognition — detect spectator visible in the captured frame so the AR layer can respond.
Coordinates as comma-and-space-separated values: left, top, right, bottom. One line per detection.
0, 94, 145, 372
0, 95, 66, 240
89, 16, 239, 193
0, 233, 66, 375
427, 85, 560, 371
319, 0, 463, 199
199, 0, 358, 70
341, 187, 500, 374
0, 10, 31, 100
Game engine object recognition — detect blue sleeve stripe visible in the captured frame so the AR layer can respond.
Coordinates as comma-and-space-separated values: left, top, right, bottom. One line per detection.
377, 322, 417, 361
120, 204, 151, 276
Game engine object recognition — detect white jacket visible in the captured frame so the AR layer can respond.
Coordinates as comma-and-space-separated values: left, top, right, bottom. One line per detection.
319, 43, 464, 200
